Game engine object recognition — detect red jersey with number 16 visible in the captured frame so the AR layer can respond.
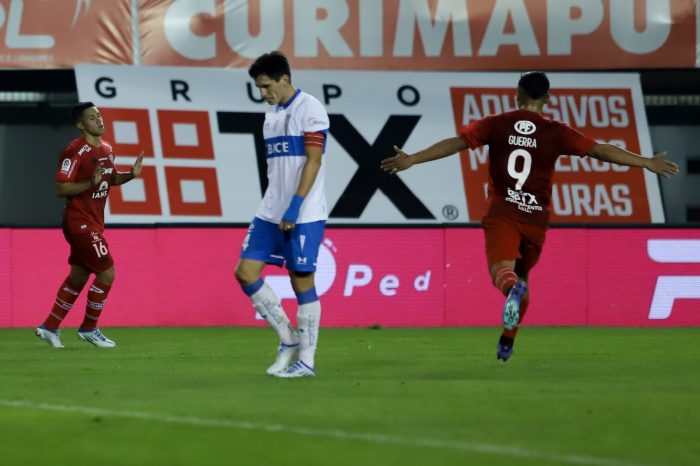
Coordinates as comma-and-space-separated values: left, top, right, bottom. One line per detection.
458, 109, 597, 228
55, 137, 115, 230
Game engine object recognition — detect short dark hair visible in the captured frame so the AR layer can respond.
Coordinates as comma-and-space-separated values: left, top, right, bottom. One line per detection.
518, 72, 550, 100
248, 51, 291, 82
70, 101, 95, 123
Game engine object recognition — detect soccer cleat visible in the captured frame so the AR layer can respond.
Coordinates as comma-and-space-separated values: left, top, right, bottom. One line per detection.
497, 336, 515, 362
273, 360, 316, 378
266, 342, 300, 375
77, 328, 116, 348
503, 281, 528, 330
35, 325, 64, 348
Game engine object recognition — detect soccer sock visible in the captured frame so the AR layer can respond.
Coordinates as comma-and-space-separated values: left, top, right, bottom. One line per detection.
79, 280, 112, 331
296, 288, 321, 368
502, 291, 530, 339
242, 279, 297, 345
493, 265, 519, 296
43, 277, 85, 331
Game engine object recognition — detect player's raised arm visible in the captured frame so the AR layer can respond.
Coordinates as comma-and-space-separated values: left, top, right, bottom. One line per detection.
587, 144, 680, 178
380, 137, 466, 174
112, 151, 144, 186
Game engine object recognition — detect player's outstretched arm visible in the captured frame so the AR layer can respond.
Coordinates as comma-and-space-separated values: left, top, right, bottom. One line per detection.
588, 144, 680, 178
113, 151, 144, 186
380, 137, 466, 174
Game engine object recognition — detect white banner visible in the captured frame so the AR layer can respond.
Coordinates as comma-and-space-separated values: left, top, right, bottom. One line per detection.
75, 64, 662, 224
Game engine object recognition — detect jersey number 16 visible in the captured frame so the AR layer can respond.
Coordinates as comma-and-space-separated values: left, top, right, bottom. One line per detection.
93, 241, 109, 258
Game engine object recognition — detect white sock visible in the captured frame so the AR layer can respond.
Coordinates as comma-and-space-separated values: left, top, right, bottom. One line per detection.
250, 283, 297, 345
297, 300, 321, 367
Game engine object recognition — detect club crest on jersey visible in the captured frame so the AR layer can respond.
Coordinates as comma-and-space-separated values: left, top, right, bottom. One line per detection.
514, 120, 536, 135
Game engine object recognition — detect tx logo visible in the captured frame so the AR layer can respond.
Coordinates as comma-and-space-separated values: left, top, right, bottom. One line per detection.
647, 239, 700, 319
217, 112, 433, 219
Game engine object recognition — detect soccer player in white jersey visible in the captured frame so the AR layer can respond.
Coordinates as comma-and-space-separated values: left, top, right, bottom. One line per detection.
234, 51, 329, 378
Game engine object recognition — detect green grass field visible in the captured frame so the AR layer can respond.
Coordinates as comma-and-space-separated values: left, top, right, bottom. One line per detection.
1, 327, 698, 466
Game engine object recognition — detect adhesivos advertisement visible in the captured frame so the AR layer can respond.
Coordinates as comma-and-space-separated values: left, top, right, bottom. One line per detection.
74, 65, 662, 225
1, 228, 698, 328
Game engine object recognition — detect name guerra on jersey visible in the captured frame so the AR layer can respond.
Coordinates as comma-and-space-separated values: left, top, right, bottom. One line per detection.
508, 134, 537, 148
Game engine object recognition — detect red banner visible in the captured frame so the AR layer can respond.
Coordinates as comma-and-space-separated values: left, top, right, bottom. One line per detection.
2, 227, 698, 328
0, 1, 696, 70
0, 0, 132, 68
139, 0, 697, 70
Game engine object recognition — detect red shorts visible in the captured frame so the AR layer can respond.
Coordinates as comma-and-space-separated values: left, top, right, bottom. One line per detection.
482, 215, 547, 276
62, 224, 114, 273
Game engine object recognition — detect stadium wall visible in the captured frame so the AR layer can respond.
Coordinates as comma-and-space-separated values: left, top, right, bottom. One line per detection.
1, 226, 698, 328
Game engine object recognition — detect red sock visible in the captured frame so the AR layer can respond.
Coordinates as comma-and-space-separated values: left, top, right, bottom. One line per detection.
43, 277, 84, 331
502, 291, 530, 339
493, 265, 518, 296
80, 280, 112, 331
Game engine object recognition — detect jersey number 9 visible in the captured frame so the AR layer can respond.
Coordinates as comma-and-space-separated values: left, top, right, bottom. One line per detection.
507, 149, 532, 191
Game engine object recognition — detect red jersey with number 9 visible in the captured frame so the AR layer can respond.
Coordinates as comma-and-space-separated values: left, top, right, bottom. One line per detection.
55, 136, 115, 230
458, 109, 597, 228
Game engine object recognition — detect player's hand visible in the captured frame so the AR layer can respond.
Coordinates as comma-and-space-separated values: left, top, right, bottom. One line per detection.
280, 220, 295, 232
645, 151, 680, 178
131, 151, 144, 178
380, 145, 414, 174
91, 162, 104, 186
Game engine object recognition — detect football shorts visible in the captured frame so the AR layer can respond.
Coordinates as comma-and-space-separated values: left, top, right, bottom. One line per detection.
62, 224, 114, 273
240, 217, 325, 272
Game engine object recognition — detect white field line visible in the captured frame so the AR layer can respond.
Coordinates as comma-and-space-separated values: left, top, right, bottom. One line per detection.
1, 399, 657, 466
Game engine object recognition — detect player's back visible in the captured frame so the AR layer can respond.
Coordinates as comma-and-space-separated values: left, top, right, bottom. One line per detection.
461, 109, 596, 227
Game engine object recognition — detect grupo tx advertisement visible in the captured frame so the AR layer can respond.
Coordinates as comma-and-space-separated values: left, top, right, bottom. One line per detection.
75, 65, 663, 224
1, 0, 697, 70
1, 227, 698, 328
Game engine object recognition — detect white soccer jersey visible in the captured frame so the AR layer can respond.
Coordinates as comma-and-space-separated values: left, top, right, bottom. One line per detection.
255, 90, 330, 224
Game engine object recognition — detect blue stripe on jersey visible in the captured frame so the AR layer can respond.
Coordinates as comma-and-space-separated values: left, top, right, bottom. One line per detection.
278, 89, 302, 110
265, 135, 306, 158
264, 133, 329, 158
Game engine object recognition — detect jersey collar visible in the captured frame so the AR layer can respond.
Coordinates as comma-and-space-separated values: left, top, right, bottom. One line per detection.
278, 88, 301, 111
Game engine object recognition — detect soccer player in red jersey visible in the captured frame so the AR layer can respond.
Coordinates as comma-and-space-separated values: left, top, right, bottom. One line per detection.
35, 102, 144, 348
381, 72, 679, 362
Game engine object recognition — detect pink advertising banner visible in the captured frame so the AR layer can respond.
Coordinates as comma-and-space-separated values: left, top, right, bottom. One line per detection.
1, 227, 698, 328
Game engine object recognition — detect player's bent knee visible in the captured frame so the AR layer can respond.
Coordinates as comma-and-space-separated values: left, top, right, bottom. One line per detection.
97, 267, 115, 285
290, 272, 315, 293
234, 266, 258, 285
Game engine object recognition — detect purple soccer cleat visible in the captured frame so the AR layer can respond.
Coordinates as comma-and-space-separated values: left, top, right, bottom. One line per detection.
497, 336, 515, 362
